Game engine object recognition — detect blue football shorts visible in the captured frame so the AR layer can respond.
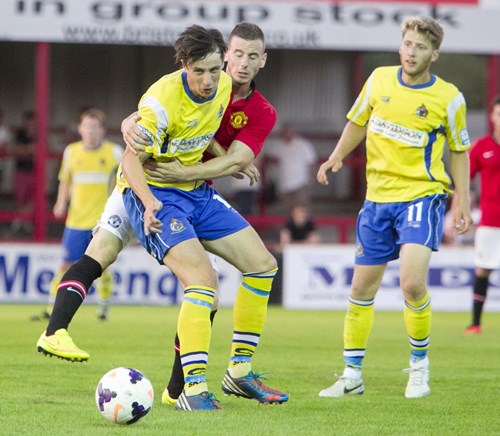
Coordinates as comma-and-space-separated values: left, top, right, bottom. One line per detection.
61, 227, 93, 263
123, 183, 250, 264
354, 194, 448, 265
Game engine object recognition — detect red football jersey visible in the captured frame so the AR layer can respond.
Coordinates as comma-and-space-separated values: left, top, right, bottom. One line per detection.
214, 85, 277, 157
470, 135, 500, 227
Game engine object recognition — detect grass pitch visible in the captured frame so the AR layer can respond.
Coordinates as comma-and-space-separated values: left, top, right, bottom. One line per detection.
2, 304, 500, 435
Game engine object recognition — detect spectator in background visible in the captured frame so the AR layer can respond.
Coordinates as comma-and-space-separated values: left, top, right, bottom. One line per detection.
463, 95, 500, 336
266, 123, 317, 213
11, 110, 36, 235
0, 108, 13, 194
280, 204, 321, 247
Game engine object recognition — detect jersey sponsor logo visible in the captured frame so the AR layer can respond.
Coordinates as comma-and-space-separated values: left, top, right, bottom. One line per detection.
230, 111, 249, 129
108, 214, 123, 229
170, 218, 185, 234
187, 119, 198, 128
381, 96, 390, 103
459, 128, 470, 145
369, 116, 425, 147
415, 104, 429, 118
483, 151, 495, 159
169, 132, 214, 154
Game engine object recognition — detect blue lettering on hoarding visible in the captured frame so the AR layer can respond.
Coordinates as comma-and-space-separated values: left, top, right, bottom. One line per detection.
158, 273, 178, 302
127, 272, 149, 295
310, 266, 335, 286
36, 270, 54, 295
0, 255, 29, 294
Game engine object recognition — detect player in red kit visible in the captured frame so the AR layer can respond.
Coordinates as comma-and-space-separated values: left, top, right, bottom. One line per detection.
464, 95, 500, 335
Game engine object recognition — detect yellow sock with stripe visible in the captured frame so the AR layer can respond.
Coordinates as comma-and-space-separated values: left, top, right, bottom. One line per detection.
178, 286, 215, 396
229, 268, 277, 378
343, 296, 375, 371
404, 292, 431, 361
47, 269, 64, 315
96, 270, 113, 318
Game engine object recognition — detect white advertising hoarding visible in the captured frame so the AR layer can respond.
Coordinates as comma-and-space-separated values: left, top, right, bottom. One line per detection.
0, 1, 499, 53
0, 242, 243, 306
283, 245, 500, 312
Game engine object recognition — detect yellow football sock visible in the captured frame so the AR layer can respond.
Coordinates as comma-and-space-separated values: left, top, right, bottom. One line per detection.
229, 268, 277, 378
343, 296, 375, 368
178, 286, 215, 396
47, 269, 64, 315
404, 292, 431, 357
96, 269, 113, 316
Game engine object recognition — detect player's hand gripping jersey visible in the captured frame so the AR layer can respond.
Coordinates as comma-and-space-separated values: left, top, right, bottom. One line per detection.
348, 66, 470, 203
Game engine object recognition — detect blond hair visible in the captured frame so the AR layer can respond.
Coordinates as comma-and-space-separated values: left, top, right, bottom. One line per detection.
401, 16, 444, 50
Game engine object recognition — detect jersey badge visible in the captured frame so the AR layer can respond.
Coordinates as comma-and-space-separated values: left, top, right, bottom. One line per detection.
381, 96, 390, 103
483, 151, 494, 159
170, 218, 185, 234
187, 119, 198, 128
355, 242, 364, 257
230, 111, 249, 129
415, 104, 429, 118
217, 105, 224, 119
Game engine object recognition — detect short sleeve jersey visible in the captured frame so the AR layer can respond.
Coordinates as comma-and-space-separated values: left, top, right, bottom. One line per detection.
59, 141, 123, 229
129, 69, 231, 191
348, 66, 470, 202
469, 135, 500, 227
215, 84, 276, 156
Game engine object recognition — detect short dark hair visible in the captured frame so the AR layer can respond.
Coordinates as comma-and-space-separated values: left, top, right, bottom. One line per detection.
174, 24, 226, 67
229, 22, 266, 49
79, 108, 106, 127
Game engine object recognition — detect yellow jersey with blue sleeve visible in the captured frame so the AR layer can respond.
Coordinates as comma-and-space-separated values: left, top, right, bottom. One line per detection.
118, 69, 231, 192
348, 66, 470, 203
59, 140, 123, 230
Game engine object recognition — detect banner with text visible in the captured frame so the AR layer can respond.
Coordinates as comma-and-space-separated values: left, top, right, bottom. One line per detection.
0, 242, 243, 306
0, 1, 499, 53
282, 245, 500, 311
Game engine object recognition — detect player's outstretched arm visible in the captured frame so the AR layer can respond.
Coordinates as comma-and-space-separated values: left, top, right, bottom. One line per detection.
317, 121, 366, 186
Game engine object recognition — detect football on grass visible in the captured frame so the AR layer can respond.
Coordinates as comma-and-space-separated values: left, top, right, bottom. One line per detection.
95, 367, 154, 425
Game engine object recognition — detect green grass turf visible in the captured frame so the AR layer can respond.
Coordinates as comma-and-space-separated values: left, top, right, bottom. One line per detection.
2, 304, 500, 435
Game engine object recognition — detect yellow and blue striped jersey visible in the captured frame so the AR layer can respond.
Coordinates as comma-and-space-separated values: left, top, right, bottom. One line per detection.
59, 140, 123, 229
348, 66, 470, 202
119, 69, 231, 192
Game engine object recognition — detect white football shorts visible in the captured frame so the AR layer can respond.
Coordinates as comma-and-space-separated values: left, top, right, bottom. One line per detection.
474, 226, 500, 269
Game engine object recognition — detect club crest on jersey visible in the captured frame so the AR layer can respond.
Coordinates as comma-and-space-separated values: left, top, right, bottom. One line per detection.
230, 111, 248, 129
108, 215, 123, 229
187, 119, 198, 128
415, 104, 428, 118
170, 218, 185, 234
217, 105, 224, 119
355, 243, 364, 257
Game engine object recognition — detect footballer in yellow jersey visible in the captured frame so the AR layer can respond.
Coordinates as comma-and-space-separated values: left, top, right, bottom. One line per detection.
348, 65, 470, 203
43, 108, 122, 323
317, 16, 473, 401
116, 69, 230, 193
59, 139, 123, 230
